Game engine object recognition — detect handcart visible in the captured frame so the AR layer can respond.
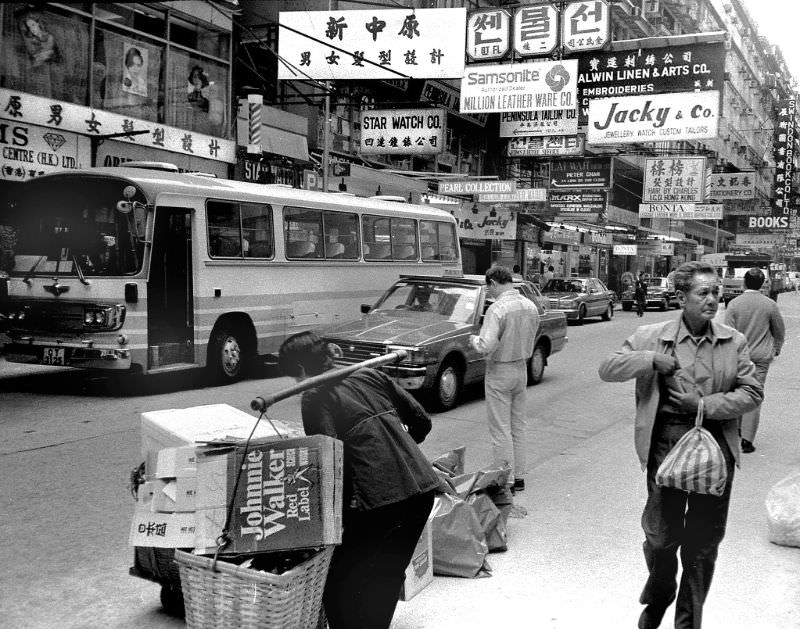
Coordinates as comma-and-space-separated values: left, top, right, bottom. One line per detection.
128, 350, 407, 623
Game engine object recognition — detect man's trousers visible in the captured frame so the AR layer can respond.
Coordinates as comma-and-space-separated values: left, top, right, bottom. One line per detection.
484, 359, 528, 484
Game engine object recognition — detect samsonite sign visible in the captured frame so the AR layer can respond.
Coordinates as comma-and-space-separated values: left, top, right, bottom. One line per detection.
587, 91, 719, 144
359, 108, 446, 155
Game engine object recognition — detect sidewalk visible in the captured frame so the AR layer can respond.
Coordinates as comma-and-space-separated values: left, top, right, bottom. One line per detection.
392, 343, 800, 628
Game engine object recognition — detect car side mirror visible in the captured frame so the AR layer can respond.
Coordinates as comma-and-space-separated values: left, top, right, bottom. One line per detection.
360, 303, 371, 314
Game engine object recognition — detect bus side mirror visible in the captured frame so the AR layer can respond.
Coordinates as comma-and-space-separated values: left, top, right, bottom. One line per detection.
360, 303, 372, 314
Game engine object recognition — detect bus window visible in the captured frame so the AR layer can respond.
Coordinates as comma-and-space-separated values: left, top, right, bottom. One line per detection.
208, 202, 240, 257
391, 218, 418, 261
241, 203, 273, 258
284, 207, 322, 258
363, 215, 392, 260
322, 210, 359, 259
420, 220, 459, 262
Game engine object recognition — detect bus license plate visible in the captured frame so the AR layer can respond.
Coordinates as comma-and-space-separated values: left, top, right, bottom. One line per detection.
41, 347, 66, 365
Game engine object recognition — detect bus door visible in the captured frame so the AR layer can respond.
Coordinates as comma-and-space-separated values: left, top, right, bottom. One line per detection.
148, 207, 194, 368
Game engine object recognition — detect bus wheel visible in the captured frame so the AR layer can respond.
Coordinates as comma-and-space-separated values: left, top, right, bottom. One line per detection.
527, 344, 547, 385
209, 327, 248, 383
432, 360, 462, 411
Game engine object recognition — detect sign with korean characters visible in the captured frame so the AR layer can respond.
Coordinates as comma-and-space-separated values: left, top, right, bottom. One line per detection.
277, 9, 466, 80
550, 190, 606, 216
460, 59, 578, 114
0, 88, 236, 163
576, 41, 725, 126
467, 9, 511, 61
440, 179, 516, 195
707, 172, 755, 200
613, 244, 637, 255
359, 108, 445, 155
550, 157, 610, 188
0, 122, 90, 182
508, 134, 584, 157
643, 157, 707, 203
561, 1, 610, 53
454, 205, 517, 239
587, 91, 719, 145
772, 98, 796, 215
499, 109, 578, 138
513, 4, 559, 57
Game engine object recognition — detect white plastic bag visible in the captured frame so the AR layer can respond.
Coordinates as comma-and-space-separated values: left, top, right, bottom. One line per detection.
765, 471, 800, 548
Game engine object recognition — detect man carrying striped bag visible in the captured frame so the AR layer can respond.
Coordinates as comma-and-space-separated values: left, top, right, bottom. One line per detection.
598, 261, 762, 629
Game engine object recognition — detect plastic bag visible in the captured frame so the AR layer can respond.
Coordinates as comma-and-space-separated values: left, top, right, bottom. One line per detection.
655, 400, 728, 497
766, 471, 800, 548
467, 492, 507, 552
430, 493, 491, 577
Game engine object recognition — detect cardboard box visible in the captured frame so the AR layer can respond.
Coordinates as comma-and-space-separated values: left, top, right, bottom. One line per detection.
194, 435, 343, 554
129, 507, 196, 548
137, 478, 197, 513
154, 445, 198, 479
400, 518, 434, 601
141, 404, 287, 459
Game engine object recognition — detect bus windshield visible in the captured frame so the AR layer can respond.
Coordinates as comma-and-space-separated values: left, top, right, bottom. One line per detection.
3, 176, 146, 277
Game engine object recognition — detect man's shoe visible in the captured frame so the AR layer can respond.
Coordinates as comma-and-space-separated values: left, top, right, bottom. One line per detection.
741, 439, 756, 453
512, 478, 525, 492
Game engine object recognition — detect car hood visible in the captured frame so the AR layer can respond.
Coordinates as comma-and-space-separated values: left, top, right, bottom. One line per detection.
323, 312, 470, 345
544, 291, 581, 299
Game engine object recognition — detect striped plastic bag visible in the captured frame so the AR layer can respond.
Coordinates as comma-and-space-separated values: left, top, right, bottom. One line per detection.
655, 399, 728, 497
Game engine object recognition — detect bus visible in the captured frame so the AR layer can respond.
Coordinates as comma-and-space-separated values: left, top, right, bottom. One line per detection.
0, 165, 461, 382
700, 252, 772, 304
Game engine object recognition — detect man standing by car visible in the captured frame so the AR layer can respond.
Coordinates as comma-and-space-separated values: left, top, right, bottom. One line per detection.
470, 265, 539, 493
542, 265, 555, 287
724, 267, 785, 453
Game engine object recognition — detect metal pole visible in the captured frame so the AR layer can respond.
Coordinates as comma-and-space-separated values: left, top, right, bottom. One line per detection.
714, 219, 719, 253
250, 350, 408, 413
322, 84, 331, 192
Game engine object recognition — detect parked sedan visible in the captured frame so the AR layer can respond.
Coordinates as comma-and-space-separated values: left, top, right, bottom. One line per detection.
540, 277, 615, 324
320, 274, 568, 411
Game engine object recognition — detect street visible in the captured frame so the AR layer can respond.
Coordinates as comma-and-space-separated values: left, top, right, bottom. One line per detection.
1, 296, 799, 629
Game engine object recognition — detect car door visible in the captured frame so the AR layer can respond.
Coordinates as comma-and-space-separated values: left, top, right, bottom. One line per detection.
584, 279, 601, 315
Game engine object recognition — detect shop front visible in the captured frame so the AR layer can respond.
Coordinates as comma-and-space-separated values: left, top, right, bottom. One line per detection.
541, 227, 581, 278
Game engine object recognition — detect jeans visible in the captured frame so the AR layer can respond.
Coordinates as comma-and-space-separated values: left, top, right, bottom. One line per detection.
639, 418, 735, 629
740, 361, 770, 442
485, 359, 528, 484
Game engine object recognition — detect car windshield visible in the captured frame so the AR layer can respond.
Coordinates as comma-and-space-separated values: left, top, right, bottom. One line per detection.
372, 281, 481, 324
650, 278, 669, 289
543, 279, 584, 293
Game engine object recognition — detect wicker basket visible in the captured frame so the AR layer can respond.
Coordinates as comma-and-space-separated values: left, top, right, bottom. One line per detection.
174, 547, 333, 629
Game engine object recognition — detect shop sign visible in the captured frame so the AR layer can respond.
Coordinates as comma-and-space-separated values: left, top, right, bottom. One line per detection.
303, 169, 322, 190
478, 188, 546, 203
459, 59, 578, 114
467, 9, 511, 61
550, 157, 610, 187
772, 98, 796, 215
707, 172, 755, 200
587, 231, 612, 245
587, 90, 719, 145
576, 41, 725, 125
735, 233, 785, 247
512, 4, 559, 57
747, 214, 792, 231
508, 134, 584, 157
0, 122, 90, 182
656, 242, 674, 255
0, 88, 236, 163
359, 108, 445, 155
97, 141, 230, 178
543, 228, 581, 245
453, 205, 517, 239
692, 204, 724, 220
420, 80, 487, 127
643, 157, 706, 203
277, 9, 466, 80
638, 203, 723, 220
550, 190, 606, 215
613, 244, 637, 255
440, 179, 516, 194
499, 109, 578, 138
561, 1, 610, 53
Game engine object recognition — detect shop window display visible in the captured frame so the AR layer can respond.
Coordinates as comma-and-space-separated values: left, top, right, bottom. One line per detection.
0, 5, 90, 104
167, 50, 227, 137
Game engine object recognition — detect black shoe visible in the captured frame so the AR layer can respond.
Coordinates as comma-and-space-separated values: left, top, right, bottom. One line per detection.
741, 439, 756, 453
512, 478, 525, 492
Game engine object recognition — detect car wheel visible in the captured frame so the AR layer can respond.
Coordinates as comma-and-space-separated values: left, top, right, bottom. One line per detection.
208, 326, 249, 383
602, 302, 613, 321
432, 360, 462, 411
577, 304, 587, 325
622, 302, 632, 311
527, 344, 546, 385
660, 298, 668, 311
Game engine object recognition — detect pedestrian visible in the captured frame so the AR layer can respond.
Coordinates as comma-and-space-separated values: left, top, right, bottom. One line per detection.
724, 267, 785, 453
512, 264, 524, 281
598, 261, 762, 629
278, 331, 439, 629
542, 265, 555, 288
470, 265, 540, 493
635, 272, 648, 317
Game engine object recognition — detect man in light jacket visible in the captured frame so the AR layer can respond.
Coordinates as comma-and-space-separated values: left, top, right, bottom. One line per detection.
598, 261, 762, 629
724, 267, 785, 453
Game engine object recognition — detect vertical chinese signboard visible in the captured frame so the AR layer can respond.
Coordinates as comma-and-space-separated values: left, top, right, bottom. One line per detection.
467, 9, 511, 61
513, 4, 559, 57
772, 98, 796, 218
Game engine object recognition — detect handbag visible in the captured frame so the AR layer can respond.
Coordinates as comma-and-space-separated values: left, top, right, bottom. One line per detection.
655, 398, 729, 497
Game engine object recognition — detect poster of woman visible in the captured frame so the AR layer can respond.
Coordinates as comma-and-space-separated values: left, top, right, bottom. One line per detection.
121, 43, 148, 97
187, 65, 210, 113
17, 10, 59, 67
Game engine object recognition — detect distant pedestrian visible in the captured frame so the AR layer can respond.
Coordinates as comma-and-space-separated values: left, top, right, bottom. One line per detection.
635, 273, 648, 317
512, 264, 524, 281
278, 331, 439, 629
598, 261, 762, 629
542, 265, 555, 288
470, 265, 539, 493
724, 267, 785, 453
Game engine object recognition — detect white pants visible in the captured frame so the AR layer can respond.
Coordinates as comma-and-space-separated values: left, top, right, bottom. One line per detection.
485, 360, 528, 484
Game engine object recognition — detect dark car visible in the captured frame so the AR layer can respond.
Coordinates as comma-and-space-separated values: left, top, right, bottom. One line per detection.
540, 277, 615, 324
620, 275, 678, 311
320, 274, 568, 411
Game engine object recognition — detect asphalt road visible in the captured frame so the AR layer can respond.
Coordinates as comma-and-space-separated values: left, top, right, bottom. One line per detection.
1, 297, 797, 628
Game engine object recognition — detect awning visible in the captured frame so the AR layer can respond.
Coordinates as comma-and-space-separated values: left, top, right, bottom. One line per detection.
261, 127, 309, 162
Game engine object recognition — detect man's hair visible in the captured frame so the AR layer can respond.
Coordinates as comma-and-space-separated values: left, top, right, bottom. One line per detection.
672, 261, 717, 294
744, 267, 765, 290
278, 331, 333, 378
548, 265, 554, 272
513, 264, 521, 273
485, 265, 513, 285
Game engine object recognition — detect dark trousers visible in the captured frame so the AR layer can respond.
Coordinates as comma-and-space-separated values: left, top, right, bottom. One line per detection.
639, 419, 735, 629
324, 491, 435, 629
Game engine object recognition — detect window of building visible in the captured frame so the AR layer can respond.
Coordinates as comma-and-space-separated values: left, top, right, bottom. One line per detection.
94, 3, 166, 39
170, 14, 230, 58
166, 50, 228, 137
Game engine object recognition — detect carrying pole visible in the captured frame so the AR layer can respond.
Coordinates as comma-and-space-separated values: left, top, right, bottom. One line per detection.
250, 350, 408, 413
